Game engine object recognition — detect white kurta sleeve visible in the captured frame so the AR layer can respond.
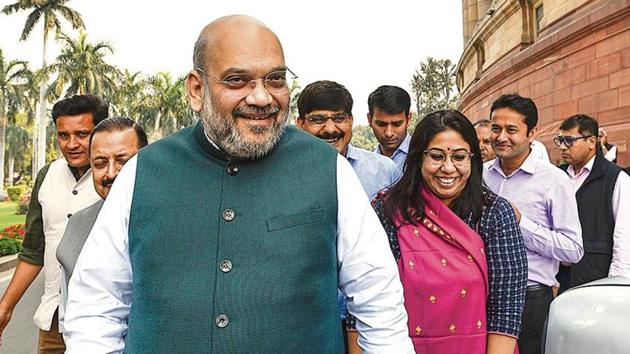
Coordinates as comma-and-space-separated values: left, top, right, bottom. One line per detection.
335, 155, 414, 353
609, 171, 630, 278
63, 156, 137, 354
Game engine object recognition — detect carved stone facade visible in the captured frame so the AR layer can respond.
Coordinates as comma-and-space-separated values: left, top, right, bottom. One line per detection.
457, 0, 630, 165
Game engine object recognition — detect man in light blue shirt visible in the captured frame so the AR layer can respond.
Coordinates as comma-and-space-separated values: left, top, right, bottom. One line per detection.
368, 85, 413, 179
296, 80, 397, 200
296, 80, 397, 351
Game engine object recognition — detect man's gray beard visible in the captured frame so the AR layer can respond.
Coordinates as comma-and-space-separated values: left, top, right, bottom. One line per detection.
199, 86, 287, 160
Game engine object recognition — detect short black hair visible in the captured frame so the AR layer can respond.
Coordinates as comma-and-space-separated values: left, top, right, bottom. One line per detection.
89, 117, 149, 154
559, 114, 598, 138
367, 85, 411, 117
297, 80, 353, 117
474, 119, 491, 128
490, 94, 538, 133
52, 95, 109, 126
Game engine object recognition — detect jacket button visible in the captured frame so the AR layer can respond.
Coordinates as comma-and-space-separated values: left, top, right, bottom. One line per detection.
219, 260, 232, 273
222, 209, 235, 222
67, 213, 73, 219
72, 190, 78, 195
226, 163, 239, 176
215, 314, 229, 328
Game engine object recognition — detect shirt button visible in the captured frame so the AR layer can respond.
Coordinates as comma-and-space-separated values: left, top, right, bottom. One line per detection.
226, 163, 239, 176
215, 314, 229, 328
72, 190, 78, 195
67, 213, 72, 219
222, 209, 235, 222
219, 260, 233, 273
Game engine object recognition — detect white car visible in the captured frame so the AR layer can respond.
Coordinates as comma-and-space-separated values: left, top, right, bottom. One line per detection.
544, 276, 630, 354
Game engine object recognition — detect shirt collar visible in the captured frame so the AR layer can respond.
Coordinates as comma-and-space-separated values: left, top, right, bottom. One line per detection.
66, 163, 90, 182
346, 144, 359, 161
567, 154, 596, 177
489, 149, 538, 177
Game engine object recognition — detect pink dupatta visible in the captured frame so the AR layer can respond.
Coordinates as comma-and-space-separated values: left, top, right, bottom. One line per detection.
393, 187, 489, 353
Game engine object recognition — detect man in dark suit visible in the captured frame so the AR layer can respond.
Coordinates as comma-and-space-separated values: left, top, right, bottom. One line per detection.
554, 114, 630, 293
56, 117, 148, 332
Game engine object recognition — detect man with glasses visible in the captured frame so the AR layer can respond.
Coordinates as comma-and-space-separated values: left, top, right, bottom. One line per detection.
296, 80, 397, 353
63, 16, 413, 354
296, 80, 397, 200
483, 94, 583, 354
554, 114, 630, 293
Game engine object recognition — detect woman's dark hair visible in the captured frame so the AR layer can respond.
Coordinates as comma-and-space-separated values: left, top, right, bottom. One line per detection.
382, 109, 484, 225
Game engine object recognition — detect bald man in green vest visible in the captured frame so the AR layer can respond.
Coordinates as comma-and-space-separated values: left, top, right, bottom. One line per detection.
63, 15, 413, 354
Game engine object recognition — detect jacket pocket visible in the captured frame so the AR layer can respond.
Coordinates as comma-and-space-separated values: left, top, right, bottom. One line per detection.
267, 208, 324, 232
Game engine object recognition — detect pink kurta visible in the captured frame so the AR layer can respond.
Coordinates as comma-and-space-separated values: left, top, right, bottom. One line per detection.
394, 188, 489, 353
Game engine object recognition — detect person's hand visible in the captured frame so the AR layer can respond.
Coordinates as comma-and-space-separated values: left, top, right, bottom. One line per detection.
0, 306, 13, 339
509, 202, 521, 222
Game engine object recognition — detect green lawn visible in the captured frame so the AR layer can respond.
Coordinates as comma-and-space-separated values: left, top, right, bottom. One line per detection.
0, 201, 26, 229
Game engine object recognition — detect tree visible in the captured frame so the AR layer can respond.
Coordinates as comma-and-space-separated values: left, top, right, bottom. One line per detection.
287, 80, 301, 125
46, 31, 118, 99
351, 125, 378, 151
138, 72, 193, 140
5, 123, 30, 186
410, 57, 458, 120
2, 0, 85, 175
0, 49, 31, 196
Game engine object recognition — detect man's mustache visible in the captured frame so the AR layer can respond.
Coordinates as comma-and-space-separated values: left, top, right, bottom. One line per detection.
233, 105, 280, 116
317, 132, 344, 140
101, 177, 116, 187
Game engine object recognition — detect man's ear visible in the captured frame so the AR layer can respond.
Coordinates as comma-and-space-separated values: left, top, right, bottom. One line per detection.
187, 70, 204, 113
295, 117, 305, 129
367, 113, 373, 125
528, 126, 538, 141
406, 113, 412, 125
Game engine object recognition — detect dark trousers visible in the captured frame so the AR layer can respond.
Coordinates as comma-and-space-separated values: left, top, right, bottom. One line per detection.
556, 264, 571, 295
518, 285, 553, 354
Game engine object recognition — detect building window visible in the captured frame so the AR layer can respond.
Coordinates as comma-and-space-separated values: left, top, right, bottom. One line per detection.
535, 4, 544, 32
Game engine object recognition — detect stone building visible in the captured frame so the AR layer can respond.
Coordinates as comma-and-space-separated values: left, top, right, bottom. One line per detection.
457, 0, 630, 166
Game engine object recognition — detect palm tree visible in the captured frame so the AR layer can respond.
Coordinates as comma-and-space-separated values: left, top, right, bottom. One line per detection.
0, 49, 31, 197
5, 124, 30, 186
2, 0, 84, 174
111, 69, 146, 118
46, 31, 118, 99
139, 73, 193, 140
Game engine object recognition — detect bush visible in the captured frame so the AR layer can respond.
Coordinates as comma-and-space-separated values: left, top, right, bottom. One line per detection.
15, 194, 30, 215
0, 237, 22, 257
0, 224, 25, 241
6, 186, 25, 202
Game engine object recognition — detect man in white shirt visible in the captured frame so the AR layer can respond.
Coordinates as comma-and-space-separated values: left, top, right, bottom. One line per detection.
63, 15, 413, 354
555, 114, 630, 292
0, 95, 107, 353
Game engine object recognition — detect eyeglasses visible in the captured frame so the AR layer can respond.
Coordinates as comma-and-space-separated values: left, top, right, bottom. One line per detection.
304, 113, 351, 126
553, 135, 594, 147
423, 149, 473, 167
195, 67, 298, 98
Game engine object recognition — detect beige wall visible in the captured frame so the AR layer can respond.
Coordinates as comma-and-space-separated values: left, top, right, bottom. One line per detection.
484, 9, 522, 68
544, 0, 590, 28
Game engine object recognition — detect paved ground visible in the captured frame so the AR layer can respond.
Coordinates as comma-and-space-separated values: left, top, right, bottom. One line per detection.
0, 268, 41, 354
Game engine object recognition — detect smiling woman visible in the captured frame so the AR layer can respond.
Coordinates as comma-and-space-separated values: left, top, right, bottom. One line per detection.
373, 109, 528, 354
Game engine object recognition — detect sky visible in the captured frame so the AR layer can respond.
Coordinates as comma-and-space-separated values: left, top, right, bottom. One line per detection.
0, 0, 464, 125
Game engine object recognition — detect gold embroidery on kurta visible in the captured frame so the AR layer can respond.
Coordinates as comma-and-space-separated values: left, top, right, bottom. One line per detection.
415, 326, 422, 335
449, 324, 456, 333
460, 289, 467, 298
467, 254, 474, 262
476, 320, 482, 329
408, 260, 415, 269
441, 257, 448, 266
429, 294, 436, 303
413, 228, 419, 237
